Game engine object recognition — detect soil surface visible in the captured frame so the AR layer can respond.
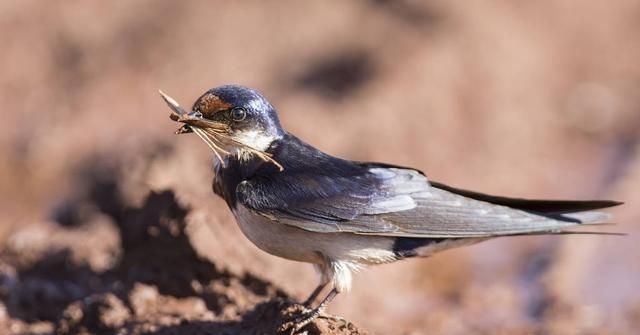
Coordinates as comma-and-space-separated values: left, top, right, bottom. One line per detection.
0, 165, 367, 335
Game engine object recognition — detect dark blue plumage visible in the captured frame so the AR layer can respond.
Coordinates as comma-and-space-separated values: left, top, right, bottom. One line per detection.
213, 132, 386, 213
193, 85, 284, 138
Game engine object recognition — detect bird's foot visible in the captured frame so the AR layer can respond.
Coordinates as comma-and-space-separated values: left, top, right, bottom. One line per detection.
285, 298, 314, 313
278, 305, 323, 335
279, 288, 339, 334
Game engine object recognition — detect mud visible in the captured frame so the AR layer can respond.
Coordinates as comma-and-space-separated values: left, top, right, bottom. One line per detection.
0, 162, 366, 334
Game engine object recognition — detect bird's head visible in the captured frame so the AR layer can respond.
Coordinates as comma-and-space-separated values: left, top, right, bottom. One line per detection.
161, 85, 285, 169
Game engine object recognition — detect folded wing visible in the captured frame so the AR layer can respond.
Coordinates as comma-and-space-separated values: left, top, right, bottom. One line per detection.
237, 164, 619, 238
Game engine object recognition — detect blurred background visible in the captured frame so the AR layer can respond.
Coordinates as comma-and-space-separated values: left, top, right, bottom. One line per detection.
1, 1, 639, 334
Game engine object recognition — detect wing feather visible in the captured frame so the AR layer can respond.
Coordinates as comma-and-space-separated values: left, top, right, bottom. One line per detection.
238, 164, 617, 238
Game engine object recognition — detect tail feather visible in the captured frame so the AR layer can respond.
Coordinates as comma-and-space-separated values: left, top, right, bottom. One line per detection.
430, 181, 623, 214
393, 223, 625, 259
559, 211, 612, 224
515, 230, 626, 236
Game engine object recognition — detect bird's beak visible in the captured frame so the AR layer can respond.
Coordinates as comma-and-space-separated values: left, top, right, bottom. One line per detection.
159, 89, 224, 134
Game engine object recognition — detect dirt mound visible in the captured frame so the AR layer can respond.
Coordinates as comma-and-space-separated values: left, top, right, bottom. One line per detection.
0, 153, 367, 335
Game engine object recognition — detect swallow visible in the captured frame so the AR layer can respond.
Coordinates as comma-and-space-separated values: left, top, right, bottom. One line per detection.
159, 85, 621, 333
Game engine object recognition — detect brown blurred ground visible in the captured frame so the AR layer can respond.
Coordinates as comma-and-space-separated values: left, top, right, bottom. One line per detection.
1, 1, 639, 334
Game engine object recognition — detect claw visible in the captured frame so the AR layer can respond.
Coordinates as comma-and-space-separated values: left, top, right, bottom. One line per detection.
280, 288, 338, 334
280, 309, 319, 335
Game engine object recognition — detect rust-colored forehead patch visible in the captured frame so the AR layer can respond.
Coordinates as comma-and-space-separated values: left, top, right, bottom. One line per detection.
193, 93, 233, 115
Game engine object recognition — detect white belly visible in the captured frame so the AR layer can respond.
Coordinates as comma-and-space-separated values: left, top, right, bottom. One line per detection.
231, 205, 397, 265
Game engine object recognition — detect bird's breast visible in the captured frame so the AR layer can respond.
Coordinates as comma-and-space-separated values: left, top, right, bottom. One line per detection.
231, 205, 325, 264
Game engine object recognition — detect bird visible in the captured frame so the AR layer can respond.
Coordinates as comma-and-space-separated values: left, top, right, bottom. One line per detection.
159, 85, 621, 333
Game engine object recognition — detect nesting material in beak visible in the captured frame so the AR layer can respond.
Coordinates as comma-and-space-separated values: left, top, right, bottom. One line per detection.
159, 89, 284, 171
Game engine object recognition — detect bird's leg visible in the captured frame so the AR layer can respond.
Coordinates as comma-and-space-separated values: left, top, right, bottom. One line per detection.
290, 288, 339, 334
303, 281, 329, 307
302, 261, 331, 307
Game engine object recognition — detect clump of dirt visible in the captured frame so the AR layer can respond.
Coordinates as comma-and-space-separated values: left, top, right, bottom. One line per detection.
0, 156, 367, 335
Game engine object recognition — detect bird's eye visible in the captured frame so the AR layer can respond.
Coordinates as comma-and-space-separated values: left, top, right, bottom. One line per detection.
230, 107, 247, 121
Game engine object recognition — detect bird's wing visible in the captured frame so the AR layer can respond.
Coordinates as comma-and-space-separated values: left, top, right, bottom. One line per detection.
237, 164, 618, 238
